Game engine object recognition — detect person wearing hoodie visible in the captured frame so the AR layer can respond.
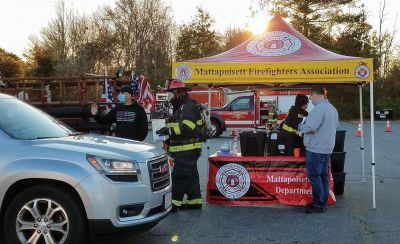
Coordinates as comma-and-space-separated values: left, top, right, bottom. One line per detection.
90, 86, 148, 141
281, 94, 309, 152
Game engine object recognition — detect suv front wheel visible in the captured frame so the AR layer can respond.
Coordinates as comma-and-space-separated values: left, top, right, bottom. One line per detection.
4, 185, 86, 244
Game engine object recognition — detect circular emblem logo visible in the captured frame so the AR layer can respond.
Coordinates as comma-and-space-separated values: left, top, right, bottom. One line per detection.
215, 163, 250, 199
246, 31, 302, 56
354, 63, 370, 80
175, 64, 192, 81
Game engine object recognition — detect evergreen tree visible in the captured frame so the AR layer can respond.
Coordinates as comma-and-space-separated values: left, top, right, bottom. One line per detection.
176, 7, 221, 61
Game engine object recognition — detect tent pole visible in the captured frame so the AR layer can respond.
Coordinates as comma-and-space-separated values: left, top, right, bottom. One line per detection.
207, 85, 212, 178
208, 85, 211, 121
369, 81, 376, 209
359, 85, 366, 182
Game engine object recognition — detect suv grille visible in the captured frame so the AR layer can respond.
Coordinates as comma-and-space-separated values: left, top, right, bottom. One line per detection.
147, 155, 170, 192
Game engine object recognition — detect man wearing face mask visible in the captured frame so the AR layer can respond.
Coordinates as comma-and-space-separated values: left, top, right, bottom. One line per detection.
299, 86, 338, 214
90, 86, 148, 141
156, 79, 204, 212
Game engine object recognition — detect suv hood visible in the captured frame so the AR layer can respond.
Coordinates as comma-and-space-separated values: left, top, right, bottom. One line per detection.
32, 134, 164, 162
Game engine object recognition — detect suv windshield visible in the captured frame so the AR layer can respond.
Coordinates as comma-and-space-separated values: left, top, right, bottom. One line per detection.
0, 98, 76, 139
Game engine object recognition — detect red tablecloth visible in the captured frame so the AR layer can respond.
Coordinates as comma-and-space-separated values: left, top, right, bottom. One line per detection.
207, 155, 336, 206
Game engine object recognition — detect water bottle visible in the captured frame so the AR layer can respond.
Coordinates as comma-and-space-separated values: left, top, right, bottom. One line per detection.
232, 136, 238, 156
221, 143, 230, 155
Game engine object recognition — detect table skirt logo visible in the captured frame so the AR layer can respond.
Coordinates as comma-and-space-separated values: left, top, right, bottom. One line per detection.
246, 31, 302, 56
215, 163, 250, 199
175, 64, 192, 81
354, 62, 370, 80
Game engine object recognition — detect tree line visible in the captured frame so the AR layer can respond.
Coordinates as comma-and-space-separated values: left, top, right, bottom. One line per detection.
0, 0, 399, 118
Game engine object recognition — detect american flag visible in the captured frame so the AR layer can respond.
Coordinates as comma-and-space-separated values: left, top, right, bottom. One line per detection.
100, 76, 115, 113
130, 71, 140, 99
130, 73, 155, 111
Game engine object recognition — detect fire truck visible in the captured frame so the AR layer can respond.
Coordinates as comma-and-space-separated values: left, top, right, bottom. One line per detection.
154, 87, 311, 138
209, 89, 312, 137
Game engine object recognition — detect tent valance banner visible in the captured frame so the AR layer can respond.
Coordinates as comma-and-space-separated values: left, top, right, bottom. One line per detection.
172, 16, 373, 84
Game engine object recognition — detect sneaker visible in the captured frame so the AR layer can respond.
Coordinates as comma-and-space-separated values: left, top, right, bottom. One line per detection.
307, 204, 328, 211
305, 205, 326, 214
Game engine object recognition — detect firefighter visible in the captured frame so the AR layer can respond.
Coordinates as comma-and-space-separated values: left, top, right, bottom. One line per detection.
281, 94, 309, 153
156, 80, 203, 212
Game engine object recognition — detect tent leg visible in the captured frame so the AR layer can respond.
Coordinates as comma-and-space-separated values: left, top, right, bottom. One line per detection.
370, 81, 376, 209
207, 85, 212, 178
359, 85, 366, 183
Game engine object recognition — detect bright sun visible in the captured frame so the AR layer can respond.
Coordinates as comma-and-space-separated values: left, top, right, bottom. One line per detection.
247, 15, 271, 35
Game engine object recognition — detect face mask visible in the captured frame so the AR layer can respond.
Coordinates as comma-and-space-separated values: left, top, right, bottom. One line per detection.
166, 92, 174, 102
118, 94, 126, 103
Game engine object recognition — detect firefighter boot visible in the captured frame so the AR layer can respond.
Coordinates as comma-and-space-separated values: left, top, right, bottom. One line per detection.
170, 204, 179, 212
181, 203, 202, 210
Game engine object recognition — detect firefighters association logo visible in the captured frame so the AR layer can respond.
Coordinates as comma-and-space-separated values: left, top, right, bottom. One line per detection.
215, 163, 250, 199
246, 31, 302, 57
175, 64, 192, 81
354, 62, 370, 80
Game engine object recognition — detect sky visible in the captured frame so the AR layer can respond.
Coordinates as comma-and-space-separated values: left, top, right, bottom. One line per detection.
0, 0, 398, 58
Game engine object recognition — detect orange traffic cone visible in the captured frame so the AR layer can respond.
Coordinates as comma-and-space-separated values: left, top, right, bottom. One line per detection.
385, 120, 392, 133
356, 123, 362, 137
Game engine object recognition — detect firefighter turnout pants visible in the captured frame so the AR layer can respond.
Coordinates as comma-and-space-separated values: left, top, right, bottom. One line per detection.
171, 150, 202, 209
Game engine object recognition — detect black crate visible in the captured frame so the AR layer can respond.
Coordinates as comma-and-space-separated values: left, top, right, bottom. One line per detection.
332, 172, 346, 195
330, 152, 346, 173
334, 130, 346, 152
240, 131, 266, 156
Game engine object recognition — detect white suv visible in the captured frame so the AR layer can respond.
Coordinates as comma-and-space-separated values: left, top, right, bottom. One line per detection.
0, 93, 171, 243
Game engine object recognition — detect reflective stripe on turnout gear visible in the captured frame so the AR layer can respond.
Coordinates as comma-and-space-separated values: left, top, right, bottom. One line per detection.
172, 200, 182, 207
182, 119, 196, 130
183, 198, 203, 205
282, 124, 301, 135
167, 122, 181, 135
169, 142, 203, 152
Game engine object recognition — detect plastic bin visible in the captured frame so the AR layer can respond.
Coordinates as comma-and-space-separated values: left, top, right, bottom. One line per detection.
239, 131, 266, 156
333, 130, 346, 152
267, 131, 295, 156
330, 152, 346, 173
374, 109, 393, 120
332, 172, 346, 195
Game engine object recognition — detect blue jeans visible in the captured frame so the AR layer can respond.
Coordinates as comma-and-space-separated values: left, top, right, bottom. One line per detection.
306, 150, 330, 209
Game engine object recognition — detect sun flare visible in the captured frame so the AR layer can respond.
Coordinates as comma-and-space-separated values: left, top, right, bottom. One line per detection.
248, 15, 272, 35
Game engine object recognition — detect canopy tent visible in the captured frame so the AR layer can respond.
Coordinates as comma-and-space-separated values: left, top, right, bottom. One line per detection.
172, 15, 377, 208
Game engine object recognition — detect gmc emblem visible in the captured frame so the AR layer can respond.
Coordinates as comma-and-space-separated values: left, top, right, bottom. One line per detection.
159, 164, 169, 174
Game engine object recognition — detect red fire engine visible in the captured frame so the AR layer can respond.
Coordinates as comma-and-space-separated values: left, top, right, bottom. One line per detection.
154, 88, 311, 138
208, 89, 312, 137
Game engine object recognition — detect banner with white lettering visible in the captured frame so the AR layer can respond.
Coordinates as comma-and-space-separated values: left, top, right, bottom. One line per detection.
207, 155, 336, 206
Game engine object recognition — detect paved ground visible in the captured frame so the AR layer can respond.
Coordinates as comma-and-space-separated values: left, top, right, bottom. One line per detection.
95, 121, 400, 244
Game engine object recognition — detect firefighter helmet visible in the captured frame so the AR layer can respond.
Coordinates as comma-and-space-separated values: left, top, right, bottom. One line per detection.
167, 79, 186, 91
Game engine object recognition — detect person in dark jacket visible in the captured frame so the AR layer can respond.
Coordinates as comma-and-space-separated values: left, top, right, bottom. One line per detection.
90, 86, 148, 141
281, 94, 309, 154
156, 80, 203, 212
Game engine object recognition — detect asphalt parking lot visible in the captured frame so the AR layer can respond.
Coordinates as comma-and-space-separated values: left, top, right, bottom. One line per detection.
95, 120, 400, 244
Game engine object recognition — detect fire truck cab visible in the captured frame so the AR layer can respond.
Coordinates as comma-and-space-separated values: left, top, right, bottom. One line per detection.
209, 89, 312, 137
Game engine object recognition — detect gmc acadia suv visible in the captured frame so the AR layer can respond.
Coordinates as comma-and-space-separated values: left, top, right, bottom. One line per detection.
0, 93, 171, 244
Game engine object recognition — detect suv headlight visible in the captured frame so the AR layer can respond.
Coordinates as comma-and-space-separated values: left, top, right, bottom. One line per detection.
86, 154, 140, 175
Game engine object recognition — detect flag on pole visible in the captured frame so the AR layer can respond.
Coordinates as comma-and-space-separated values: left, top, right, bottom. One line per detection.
130, 73, 155, 111
100, 72, 114, 113
130, 71, 140, 99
